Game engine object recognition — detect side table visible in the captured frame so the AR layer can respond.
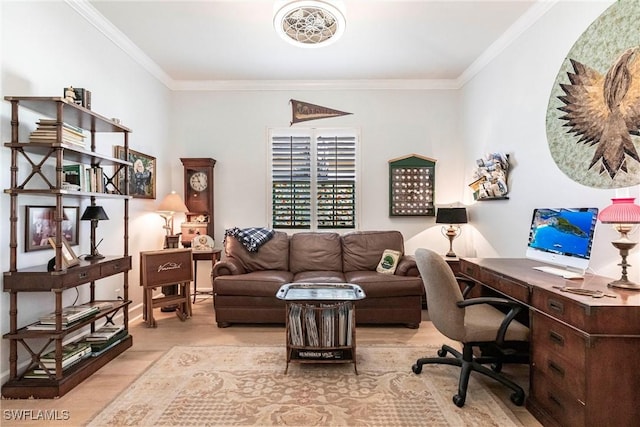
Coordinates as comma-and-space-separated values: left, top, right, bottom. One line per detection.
192, 249, 221, 303
276, 283, 366, 374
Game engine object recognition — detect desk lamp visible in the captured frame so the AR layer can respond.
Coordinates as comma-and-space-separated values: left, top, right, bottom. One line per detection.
435, 207, 468, 258
81, 205, 109, 260
598, 197, 640, 290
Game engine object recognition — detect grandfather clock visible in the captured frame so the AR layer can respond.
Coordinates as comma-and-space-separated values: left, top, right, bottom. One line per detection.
180, 158, 216, 247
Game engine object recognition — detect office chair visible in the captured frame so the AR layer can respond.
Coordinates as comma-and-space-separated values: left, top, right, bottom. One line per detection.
413, 248, 529, 407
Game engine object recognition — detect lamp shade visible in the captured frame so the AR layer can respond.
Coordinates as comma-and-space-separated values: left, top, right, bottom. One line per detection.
598, 198, 640, 224
81, 205, 109, 221
436, 207, 468, 224
157, 191, 188, 213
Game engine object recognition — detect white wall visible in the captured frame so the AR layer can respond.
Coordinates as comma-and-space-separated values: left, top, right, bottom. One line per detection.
1, 1, 172, 381
170, 89, 464, 252
460, 0, 639, 281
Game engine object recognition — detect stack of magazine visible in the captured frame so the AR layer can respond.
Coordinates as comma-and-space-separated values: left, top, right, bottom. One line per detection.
83, 325, 127, 356
27, 304, 103, 330
23, 342, 92, 378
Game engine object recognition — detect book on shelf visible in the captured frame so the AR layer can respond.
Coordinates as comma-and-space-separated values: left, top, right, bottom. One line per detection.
88, 330, 128, 355
84, 325, 124, 342
29, 119, 86, 147
38, 304, 100, 325
63, 164, 86, 191
40, 341, 92, 367
40, 347, 91, 371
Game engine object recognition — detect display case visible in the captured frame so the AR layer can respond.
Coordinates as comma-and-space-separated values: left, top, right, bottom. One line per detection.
388, 154, 436, 216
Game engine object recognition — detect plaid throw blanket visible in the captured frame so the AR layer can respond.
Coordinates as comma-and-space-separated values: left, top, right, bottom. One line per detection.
225, 227, 275, 252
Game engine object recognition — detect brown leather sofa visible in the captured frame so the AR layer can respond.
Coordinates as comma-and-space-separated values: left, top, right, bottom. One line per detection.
211, 230, 424, 328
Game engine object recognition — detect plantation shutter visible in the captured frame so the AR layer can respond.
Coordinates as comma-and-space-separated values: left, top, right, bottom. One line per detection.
316, 135, 356, 228
272, 136, 312, 229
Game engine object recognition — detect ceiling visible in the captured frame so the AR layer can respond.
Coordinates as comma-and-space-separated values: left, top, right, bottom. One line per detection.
77, 0, 551, 90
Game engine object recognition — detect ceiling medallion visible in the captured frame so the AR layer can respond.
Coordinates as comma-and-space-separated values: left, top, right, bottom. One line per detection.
273, 1, 346, 48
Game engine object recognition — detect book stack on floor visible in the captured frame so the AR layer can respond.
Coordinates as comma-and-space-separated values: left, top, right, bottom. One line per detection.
29, 119, 86, 148
83, 324, 128, 357
23, 342, 92, 379
26, 303, 106, 331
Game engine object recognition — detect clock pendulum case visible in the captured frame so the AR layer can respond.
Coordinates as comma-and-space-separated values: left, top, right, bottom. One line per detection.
180, 158, 216, 247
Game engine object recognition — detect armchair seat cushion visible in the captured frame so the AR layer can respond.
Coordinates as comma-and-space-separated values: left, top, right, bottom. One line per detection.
464, 304, 530, 343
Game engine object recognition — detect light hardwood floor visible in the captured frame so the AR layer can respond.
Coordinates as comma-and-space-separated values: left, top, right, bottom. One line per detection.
1, 296, 542, 427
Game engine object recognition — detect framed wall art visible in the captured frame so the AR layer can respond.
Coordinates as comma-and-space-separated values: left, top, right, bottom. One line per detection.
25, 206, 79, 252
114, 146, 156, 199
388, 154, 436, 217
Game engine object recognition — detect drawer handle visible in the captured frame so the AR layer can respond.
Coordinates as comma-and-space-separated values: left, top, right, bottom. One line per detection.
548, 392, 564, 408
549, 331, 565, 346
112, 264, 121, 270
548, 360, 565, 378
78, 272, 88, 279
548, 299, 564, 314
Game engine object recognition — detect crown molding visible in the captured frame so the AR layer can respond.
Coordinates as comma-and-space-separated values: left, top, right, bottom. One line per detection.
68, 0, 554, 92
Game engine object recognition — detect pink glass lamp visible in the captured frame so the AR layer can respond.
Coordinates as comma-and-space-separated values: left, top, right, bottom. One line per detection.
598, 197, 640, 290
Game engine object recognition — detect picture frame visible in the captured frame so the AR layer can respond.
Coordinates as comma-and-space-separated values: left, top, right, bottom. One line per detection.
48, 236, 80, 268
25, 206, 79, 252
113, 146, 156, 199
388, 155, 436, 217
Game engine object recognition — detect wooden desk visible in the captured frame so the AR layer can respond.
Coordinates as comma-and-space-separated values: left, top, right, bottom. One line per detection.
459, 258, 640, 427
192, 249, 221, 303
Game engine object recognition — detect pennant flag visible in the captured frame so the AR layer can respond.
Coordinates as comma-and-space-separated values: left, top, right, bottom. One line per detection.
290, 99, 352, 125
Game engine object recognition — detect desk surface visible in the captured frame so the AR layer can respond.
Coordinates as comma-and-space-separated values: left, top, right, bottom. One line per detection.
461, 257, 640, 307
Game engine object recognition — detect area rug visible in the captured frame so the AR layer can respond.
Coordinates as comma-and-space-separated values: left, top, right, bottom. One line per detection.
88, 345, 523, 427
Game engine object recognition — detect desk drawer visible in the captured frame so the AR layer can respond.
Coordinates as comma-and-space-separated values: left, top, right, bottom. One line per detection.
60, 265, 101, 287
531, 288, 588, 330
532, 313, 586, 401
478, 269, 530, 303
530, 368, 585, 427
100, 258, 131, 277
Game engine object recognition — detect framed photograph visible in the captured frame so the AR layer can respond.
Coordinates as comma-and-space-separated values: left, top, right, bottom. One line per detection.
48, 236, 80, 268
113, 146, 156, 199
25, 206, 79, 252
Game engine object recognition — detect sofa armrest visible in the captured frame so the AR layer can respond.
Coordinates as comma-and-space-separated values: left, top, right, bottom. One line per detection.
212, 258, 247, 278
395, 255, 419, 276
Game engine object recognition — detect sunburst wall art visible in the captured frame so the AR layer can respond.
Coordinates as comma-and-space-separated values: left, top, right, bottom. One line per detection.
546, 0, 640, 189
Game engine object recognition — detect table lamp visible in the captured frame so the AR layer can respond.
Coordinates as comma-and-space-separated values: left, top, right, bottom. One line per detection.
157, 191, 188, 237
81, 205, 109, 260
435, 207, 468, 258
598, 197, 640, 290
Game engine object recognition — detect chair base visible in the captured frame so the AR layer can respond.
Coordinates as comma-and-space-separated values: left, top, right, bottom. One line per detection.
412, 344, 526, 408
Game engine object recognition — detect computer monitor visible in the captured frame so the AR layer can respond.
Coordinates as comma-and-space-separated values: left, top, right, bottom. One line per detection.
525, 207, 599, 273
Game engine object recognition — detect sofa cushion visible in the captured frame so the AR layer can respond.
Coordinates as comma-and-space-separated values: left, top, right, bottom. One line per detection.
214, 270, 293, 297
342, 231, 405, 272
225, 231, 290, 272
345, 271, 423, 298
289, 232, 342, 274
292, 271, 346, 283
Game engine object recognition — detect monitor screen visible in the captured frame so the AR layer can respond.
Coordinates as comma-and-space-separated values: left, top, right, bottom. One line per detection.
525, 207, 599, 272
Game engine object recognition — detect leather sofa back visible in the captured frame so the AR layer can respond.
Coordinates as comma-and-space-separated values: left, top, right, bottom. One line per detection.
289, 232, 342, 273
225, 231, 290, 272
342, 230, 405, 272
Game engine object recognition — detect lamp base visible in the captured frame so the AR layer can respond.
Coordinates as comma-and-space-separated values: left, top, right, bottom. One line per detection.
608, 279, 640, 290
84, 253, 105, 260
445, 251, 458, 258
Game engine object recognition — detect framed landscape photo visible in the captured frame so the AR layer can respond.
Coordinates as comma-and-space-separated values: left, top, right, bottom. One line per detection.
113, 146, 156, 199
25, 206, 79, 252
48, 236, 80, 268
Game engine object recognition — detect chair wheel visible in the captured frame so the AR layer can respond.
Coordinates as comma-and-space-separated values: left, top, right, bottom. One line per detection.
453, 394, 465, 407
412, 363, 422, 374
510, 391, 525, 406
437, 348, 447, 357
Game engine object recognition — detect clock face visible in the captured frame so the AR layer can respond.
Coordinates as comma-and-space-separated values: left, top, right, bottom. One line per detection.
189, 171, 208, 192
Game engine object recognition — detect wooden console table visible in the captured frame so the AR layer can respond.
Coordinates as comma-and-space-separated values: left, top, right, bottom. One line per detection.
459, 258, 640, 427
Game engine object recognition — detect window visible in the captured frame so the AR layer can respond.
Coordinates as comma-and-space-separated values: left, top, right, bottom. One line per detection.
270, 128, 358, 230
